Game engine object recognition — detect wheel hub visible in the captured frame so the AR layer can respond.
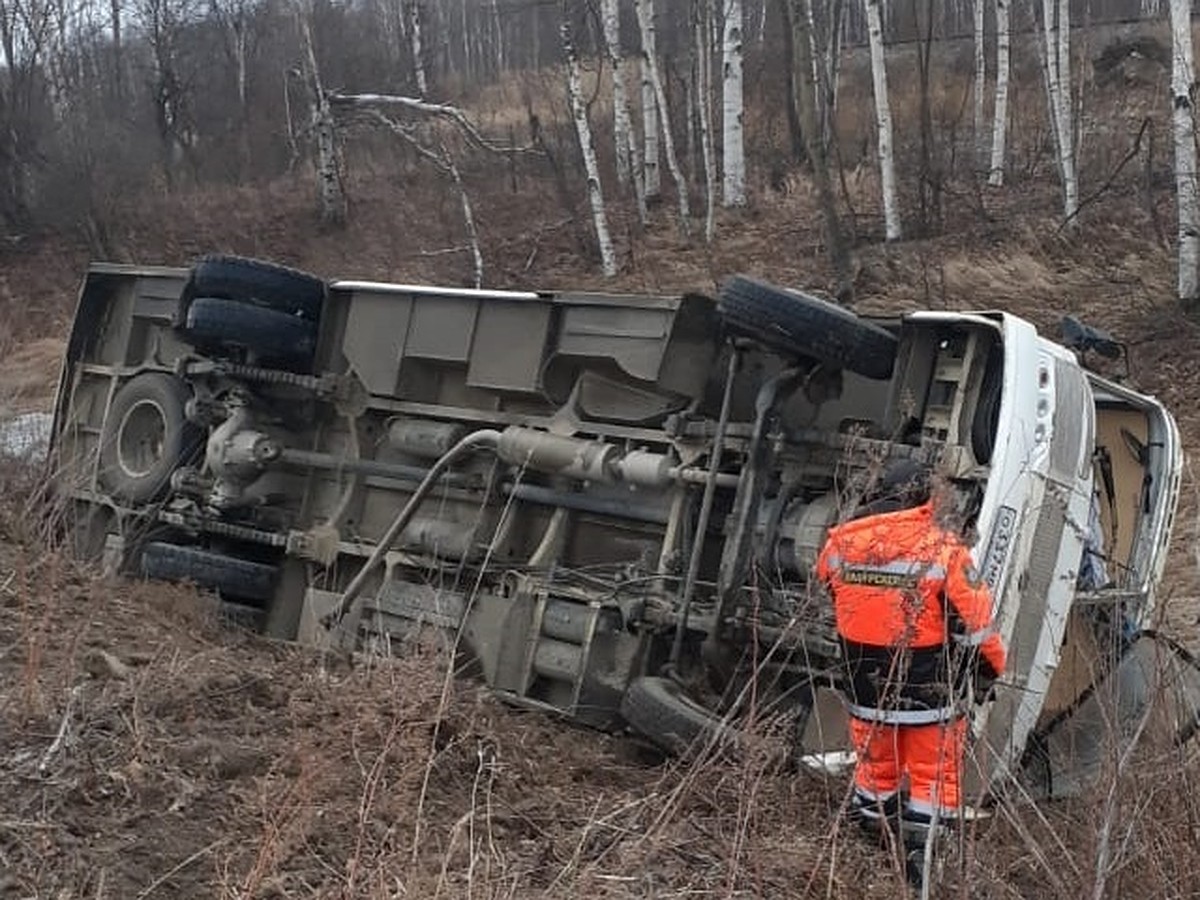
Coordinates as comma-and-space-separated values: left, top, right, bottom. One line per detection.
116, 399, 168, 479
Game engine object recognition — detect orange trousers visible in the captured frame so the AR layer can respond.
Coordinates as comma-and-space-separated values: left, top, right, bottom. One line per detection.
848, 717, 967, 815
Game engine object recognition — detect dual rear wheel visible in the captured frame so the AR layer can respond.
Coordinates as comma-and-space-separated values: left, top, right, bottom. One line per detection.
178, 256, 325, 374
92, 256, 326, 636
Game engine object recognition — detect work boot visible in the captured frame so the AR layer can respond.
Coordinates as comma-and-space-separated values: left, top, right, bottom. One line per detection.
904, 845, 927, 891
900, 809, 950, 892
849, 790, 901, 846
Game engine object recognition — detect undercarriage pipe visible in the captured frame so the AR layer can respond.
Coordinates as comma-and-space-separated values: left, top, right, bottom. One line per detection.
505, 483, 669, 525
670, 348, 739, 669
326, 428, 502, 626
278, 447, 479, 488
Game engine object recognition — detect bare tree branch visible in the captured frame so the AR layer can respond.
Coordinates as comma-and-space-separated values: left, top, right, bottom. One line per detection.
327, 92, 535, 155
361, 109, 485, 288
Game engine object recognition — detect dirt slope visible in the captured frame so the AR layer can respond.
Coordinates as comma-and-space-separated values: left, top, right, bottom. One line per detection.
0, 539, 907, 898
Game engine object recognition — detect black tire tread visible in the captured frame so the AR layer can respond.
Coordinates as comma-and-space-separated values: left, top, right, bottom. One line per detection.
718, 275, 898, 380
186, 255, 325, 321
140, 542, 279, 602
620, 676, 736, 755
185, 297, 317, 372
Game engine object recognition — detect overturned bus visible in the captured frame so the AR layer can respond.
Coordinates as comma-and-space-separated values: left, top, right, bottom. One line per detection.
49, 258, 1193, 799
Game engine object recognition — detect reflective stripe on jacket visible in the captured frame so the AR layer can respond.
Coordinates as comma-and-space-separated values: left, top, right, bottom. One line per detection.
815, 501, 1007, 720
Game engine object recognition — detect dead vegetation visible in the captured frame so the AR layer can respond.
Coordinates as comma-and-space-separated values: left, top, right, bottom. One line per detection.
0, 538, 907, 898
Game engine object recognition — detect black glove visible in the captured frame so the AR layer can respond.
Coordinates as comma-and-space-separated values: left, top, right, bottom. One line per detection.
973, 675, 997, 704
972, 657, 1000, 704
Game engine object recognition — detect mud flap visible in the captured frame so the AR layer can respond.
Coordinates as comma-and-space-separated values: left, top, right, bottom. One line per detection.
1021, 633, 1200, 799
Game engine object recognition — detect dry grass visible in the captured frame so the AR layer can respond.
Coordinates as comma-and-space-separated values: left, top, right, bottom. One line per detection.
0, 544, 905, 898
0, 336, 65, 417
6, 527, 1200, 899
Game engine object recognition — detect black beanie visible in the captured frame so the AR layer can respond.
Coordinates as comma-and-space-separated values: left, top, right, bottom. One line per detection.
871, 458, 932, 507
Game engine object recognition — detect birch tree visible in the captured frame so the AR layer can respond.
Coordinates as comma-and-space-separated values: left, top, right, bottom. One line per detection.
973, 0, 985, 168
601, 0, 643, 220
635, 0, 691, 236
44, 0, 74, 120
988, 0, 1010, 186
295, 0, 346, 227
1170, 0, 1198, 302
561, 7, 617, 276
322, 92, 531, 293
695, 0, 716, 240
1040, 0, 1077, 221
383, 125, 482, 286
722, 0, 746, 207
135, 0, 200, 189
815, 0, 845, 146
211, 0, 257, 179
865, 0, 900, 240
406, 0, 427, 96
637, 0, 660, 201
780, 2, 806, 164
685, 64, 697, 179
785, 0, 851, 299
601, 0, 631, 186
489, 0, 503, 73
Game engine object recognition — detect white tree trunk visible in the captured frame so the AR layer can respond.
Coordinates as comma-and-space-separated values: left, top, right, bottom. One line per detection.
45, 39, 70, 123
1170, 0, 1199, 301
459, 0, 470, 76
606, 0, 648, 222
1056, 0, 1077, 220
1056, 0, 1071, 132
312, 101, 344, 228
803, 0, 825, 142
788, 0, 852, 297
973, 0, 986, 168
721, 0, 746, 207
637, 0, 661, 200
293, 1, 346, 226
490, 0, 504, 73
562, 13, 617, 277
685, 70, 697, 179
696, 0, 716, 240
407, 0, 428, 96
1040, 0, 1077, 221
815, 0, 844, 146
865, 0, 900, 240
601, 0, 634, 188
636, 0, 691, 236
988, 0, 1010, 186
448, 156, 484, 288
825, 0, 845, 129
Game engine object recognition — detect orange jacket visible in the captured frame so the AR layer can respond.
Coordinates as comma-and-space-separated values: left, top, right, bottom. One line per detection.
816, 501, 1007, 721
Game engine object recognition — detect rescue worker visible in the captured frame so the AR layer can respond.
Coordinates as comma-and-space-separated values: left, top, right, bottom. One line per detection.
815, 459, 1007, 883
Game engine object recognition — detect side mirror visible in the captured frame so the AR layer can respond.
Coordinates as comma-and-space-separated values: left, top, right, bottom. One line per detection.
1061, 315, 1124, 361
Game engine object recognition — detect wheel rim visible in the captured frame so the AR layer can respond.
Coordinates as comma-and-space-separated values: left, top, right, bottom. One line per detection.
116, 398, 168, 479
